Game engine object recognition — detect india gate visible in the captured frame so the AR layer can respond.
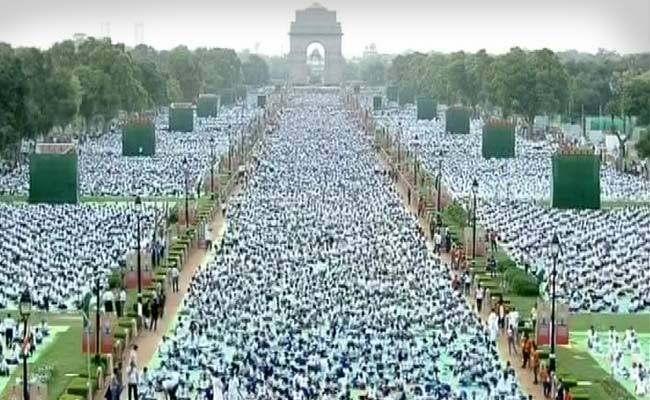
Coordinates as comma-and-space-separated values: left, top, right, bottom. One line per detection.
288, 3, 344, 85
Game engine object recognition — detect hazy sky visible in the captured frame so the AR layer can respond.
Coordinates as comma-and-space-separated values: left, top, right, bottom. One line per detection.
1, 0, 648, 56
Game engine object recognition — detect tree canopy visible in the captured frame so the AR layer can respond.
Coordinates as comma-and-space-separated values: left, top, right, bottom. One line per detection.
0, 38, 261, 154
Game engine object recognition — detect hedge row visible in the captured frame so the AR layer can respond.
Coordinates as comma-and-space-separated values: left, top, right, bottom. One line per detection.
58, 355, 108, 400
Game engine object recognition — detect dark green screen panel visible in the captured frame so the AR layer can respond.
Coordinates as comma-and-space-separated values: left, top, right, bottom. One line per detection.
257, 95, 267, 108
445, 107, 471, 134
416, 97, 436, 120
482, 121, 515, 158
29, 152, 79, 204
122, 120, 155, 156
196, 94, 219, 118
373, 96, 382, 111
169, 104, 194, 132
551, 154, 601, 210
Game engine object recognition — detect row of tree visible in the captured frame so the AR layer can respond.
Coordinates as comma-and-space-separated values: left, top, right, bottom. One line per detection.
388, 48, 649, 128
0, 38, 270, 159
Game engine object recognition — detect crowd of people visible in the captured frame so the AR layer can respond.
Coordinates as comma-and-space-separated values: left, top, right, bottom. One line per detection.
0, 106, 259, 197
142, 93, 528, 400
378, 109, 650, 202
0, 203, 159, 310
586, 326, 649, 396
475, 201, 650, 313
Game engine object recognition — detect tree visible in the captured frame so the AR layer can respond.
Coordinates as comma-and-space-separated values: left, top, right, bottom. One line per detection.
74, 65, 103, 133
15, 47, 55, 138
195, 48, 240, 93
167, 46, 203, 102
636, 130, 650, 159
266, 55, 288, 81
623, 72, 650, 126
131, 44, 171, 107
241, 54, 269, 86
359, 58, 386, 85
489, 48, 568, 130
49, 70, 81, 132
0, 43, 27, 159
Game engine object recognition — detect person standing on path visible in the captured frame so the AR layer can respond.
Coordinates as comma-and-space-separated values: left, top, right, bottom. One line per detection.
170, 266, 180, 293
150, 298, 159, 331
117, 288, 127, 318
475, 284, 484, 314
127, 362, 139, 400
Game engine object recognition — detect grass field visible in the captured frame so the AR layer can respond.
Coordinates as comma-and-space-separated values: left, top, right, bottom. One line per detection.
0, 313, 86, 400
570, 333, 650, 400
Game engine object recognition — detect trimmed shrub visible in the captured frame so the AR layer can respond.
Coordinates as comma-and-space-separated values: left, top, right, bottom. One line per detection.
59, 394, 85, 400
505, 267, 539, 296
114, 327, 128, 340
66, 377, 94, 397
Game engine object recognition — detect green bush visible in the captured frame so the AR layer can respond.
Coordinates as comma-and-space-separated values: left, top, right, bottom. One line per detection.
114, 327, 128, 340
118, 319, 135, 329
66, 377, 95, 397
108, 270, 122, 290
59, 394, 85, 400
505, 267, 539, 296
126, 311, 138, 319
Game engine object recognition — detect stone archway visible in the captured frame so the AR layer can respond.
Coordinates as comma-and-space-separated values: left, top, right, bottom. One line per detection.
288, 3, 344, 85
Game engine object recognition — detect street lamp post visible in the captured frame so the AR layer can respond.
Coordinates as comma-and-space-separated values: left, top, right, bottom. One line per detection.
209, 137, 215, 200
135, 195, 142, 297
549, 233, 560, 372
183, 157, 189, 229
19, 290, 32, 400
436, 155, 443, 213
471, 178, 479, 259
92, 263, 101, 363
397, 124, 402, 169
228, 125, 232, 172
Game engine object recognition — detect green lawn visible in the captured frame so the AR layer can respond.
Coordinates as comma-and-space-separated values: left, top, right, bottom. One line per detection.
556, 346, 637, 400
571, 313, 650, 334
1, 313, 86, 400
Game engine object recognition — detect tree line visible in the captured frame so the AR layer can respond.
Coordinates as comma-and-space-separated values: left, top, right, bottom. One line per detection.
0, 38, 270, 159
387, 48, 649, 128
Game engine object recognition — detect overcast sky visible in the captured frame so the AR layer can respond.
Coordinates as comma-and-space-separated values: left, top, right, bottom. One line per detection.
1, 0, 648, 56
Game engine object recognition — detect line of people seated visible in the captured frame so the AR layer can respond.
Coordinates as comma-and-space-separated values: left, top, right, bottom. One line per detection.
0, 316, 51, 376
145, 93, 528, 400
475, 201, 650, 313
586, 326, 649, 396
0, 106, 258, 197
382, 109, 650, 202
0, 203, 158, 310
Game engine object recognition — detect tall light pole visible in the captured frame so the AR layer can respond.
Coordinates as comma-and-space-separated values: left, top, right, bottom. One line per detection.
397, 124, 402, 169
209, 137, 215, 200
92, 262, 101, 362
549, 233, 560, 372
227, 125, 232, 172
19, 290, 32, 400
135, 195, 142, 297
182, 157, 189, 229
436, 153, 443, 213
471, 178, 478, 259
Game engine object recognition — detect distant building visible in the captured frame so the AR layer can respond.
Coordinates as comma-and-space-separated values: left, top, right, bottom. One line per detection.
72, 33, 86, 50
363, 43, 378, 58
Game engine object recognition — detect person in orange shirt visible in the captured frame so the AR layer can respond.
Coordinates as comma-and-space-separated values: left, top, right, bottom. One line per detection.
521, 332, 533, 368
540, 364, 552, 398
531, 342, 540, 384
564, 386, 573, 400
